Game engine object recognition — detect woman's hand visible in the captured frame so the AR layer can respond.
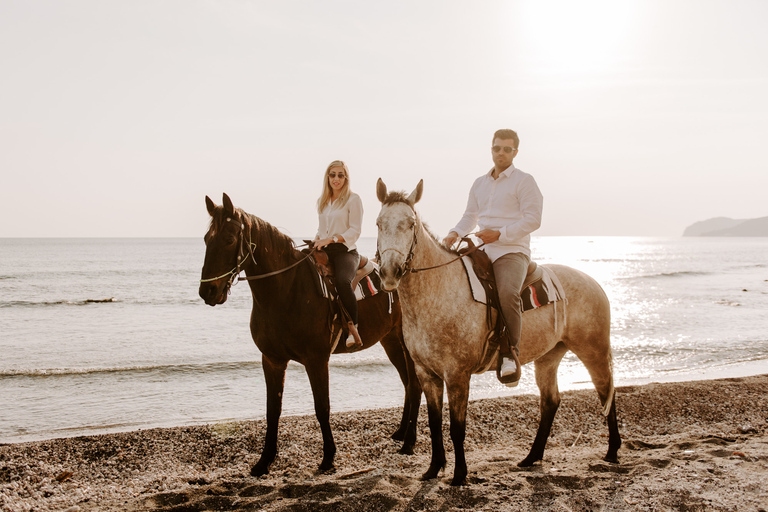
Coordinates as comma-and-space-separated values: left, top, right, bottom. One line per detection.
314, 238, 333, 250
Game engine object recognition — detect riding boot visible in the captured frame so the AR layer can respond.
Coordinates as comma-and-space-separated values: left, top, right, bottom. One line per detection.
346, 321, 363, 350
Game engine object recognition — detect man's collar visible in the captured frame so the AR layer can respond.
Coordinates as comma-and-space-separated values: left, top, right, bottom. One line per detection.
487, 164, 518, 179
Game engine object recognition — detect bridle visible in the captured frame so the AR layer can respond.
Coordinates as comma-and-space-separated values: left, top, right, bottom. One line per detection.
377, 204, 484, 276
200, 215, 315, 289
377, 222, 418, 275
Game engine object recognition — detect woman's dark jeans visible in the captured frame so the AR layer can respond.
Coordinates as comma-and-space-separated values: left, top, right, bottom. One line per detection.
324, 243, 360, 325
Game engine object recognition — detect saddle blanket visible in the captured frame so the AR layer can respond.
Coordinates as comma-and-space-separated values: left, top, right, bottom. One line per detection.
461, 257, 566, 312
315, 259, 383, 301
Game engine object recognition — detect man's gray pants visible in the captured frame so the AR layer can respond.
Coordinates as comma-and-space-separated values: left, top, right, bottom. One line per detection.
492, 252, 531, 356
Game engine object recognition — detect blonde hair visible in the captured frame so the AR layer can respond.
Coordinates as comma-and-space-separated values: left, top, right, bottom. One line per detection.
316, 160, 352, 213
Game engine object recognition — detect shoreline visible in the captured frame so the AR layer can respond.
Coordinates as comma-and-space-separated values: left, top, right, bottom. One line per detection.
2, 374, 767, 511
6, 359, 768, 447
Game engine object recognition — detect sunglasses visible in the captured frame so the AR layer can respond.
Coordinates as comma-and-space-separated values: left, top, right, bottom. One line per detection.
329, 173, 346, 179
492, 145, 517, 154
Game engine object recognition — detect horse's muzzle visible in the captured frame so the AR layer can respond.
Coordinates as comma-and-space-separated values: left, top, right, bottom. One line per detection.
199, 281, 229, 306
379, 264, 404, 292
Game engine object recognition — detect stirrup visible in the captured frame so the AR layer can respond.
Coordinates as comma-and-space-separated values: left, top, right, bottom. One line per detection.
496, 350, 521, 387
346, 322, 363, 350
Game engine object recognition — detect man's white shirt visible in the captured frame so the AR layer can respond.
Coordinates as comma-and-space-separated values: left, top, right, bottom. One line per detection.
451, 165, 543, 261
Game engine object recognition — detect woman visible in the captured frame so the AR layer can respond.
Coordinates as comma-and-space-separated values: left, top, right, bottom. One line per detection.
314, 160, 364, 349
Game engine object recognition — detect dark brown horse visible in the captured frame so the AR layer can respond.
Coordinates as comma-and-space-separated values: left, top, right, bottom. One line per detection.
199, 193, 421, 476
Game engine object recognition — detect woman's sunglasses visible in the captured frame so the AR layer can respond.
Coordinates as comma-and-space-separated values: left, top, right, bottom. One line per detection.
329, 173, 346, 179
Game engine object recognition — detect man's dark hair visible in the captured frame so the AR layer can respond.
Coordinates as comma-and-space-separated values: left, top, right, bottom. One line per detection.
493, 129, 519, 148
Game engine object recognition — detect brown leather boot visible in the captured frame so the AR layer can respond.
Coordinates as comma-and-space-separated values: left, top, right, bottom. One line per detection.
345, 321, 363, 350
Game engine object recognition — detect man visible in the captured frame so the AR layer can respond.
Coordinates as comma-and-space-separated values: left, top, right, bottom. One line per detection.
443, 129, 543, 387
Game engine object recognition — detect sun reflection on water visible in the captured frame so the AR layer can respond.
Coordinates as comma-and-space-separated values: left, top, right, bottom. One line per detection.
466, 236, 768, 400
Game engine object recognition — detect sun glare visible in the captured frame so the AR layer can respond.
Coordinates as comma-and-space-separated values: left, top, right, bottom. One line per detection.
515, 0, 637, 76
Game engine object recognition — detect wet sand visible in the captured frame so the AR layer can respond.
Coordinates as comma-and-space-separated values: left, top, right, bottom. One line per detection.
2, 374, 767, 511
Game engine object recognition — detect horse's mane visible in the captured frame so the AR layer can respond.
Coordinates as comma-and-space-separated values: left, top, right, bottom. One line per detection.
381, 190, 411, 207
209, 206, 298, 261
382, 191, 460, 257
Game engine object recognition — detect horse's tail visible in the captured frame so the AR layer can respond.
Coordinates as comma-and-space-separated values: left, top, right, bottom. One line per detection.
602, 382, 615, 417
602, 352, 615, 417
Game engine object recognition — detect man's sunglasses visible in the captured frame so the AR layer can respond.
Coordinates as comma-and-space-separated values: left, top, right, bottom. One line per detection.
492, 145, 517, 154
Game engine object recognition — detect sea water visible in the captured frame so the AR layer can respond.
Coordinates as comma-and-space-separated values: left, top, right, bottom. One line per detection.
1, 237, 767, 443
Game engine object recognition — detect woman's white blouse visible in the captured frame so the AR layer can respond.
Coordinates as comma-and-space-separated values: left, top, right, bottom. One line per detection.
316, 193, 363, 250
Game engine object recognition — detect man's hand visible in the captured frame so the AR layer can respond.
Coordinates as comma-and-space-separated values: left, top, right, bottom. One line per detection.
476, 229, 500, 244
442, 231, 459, 249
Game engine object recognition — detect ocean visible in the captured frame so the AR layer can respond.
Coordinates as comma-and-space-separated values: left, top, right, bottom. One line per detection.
1, 236, 767, 444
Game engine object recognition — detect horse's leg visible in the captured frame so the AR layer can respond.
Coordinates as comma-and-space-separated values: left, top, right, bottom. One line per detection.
519, 342, 569, 467
418, 370, 446, 481
581, 352, 622, 463
602, 391, 621, 463
380, 330, 421, 455
304, 357, 337, 472
251, 354, 288, 476
445, 374, 472, 486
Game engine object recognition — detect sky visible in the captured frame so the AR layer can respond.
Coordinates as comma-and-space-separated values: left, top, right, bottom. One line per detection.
1, 0, 767, 238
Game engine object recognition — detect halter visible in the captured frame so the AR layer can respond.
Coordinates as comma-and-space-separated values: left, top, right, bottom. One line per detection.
377, 221, 418, 275
200, 215, 315, 287
199, 217, 250, 289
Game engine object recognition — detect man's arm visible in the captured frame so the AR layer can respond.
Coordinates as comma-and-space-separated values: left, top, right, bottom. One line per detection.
499, 175, 543, 242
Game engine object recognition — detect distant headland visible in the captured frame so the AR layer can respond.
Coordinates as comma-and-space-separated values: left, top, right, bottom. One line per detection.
683, 216, 768, 236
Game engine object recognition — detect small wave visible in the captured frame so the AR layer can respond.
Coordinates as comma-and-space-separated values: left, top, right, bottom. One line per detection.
732, 263, 767, 270
0, 360, 262, 378
0, 298, 119, 308
622, 270, 711, 280
3, 356, 403, 379
583, 258, 643, 263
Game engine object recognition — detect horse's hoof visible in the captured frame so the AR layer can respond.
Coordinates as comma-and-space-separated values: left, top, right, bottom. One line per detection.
420, 465, 443, 481
397, 445, 414, 456
250, 464, 269, 477
450, 475, 468, 486
317, 464, 336, 475
391, 430, 406, 442
517, 456, 540, 468
603, 454, 620, 464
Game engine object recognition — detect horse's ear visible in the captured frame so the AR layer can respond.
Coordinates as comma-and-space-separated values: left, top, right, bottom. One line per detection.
376, 178, 388, 204
205, 196, 216, 216
222, 193, 235, 216
407, 179, 423, 205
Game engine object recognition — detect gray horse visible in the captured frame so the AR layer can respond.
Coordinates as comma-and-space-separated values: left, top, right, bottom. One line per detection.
375, 179, 621, 486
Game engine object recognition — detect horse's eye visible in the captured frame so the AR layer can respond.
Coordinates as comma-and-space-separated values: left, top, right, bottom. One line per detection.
225, 236, 237, 245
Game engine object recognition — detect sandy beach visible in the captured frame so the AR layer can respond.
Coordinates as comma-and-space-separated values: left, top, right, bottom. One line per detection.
2, 374, 767, 511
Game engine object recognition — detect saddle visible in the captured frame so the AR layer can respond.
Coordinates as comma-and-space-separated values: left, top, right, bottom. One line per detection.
309, 244, 369, 276
303, 240, 372, 290
458, 238, 540, 317
458, 238, 540, 384
302, 241, 376, 351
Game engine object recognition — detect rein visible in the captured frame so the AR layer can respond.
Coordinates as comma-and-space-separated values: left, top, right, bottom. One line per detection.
238, 250, 315, 281
409, 237, 485, 274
